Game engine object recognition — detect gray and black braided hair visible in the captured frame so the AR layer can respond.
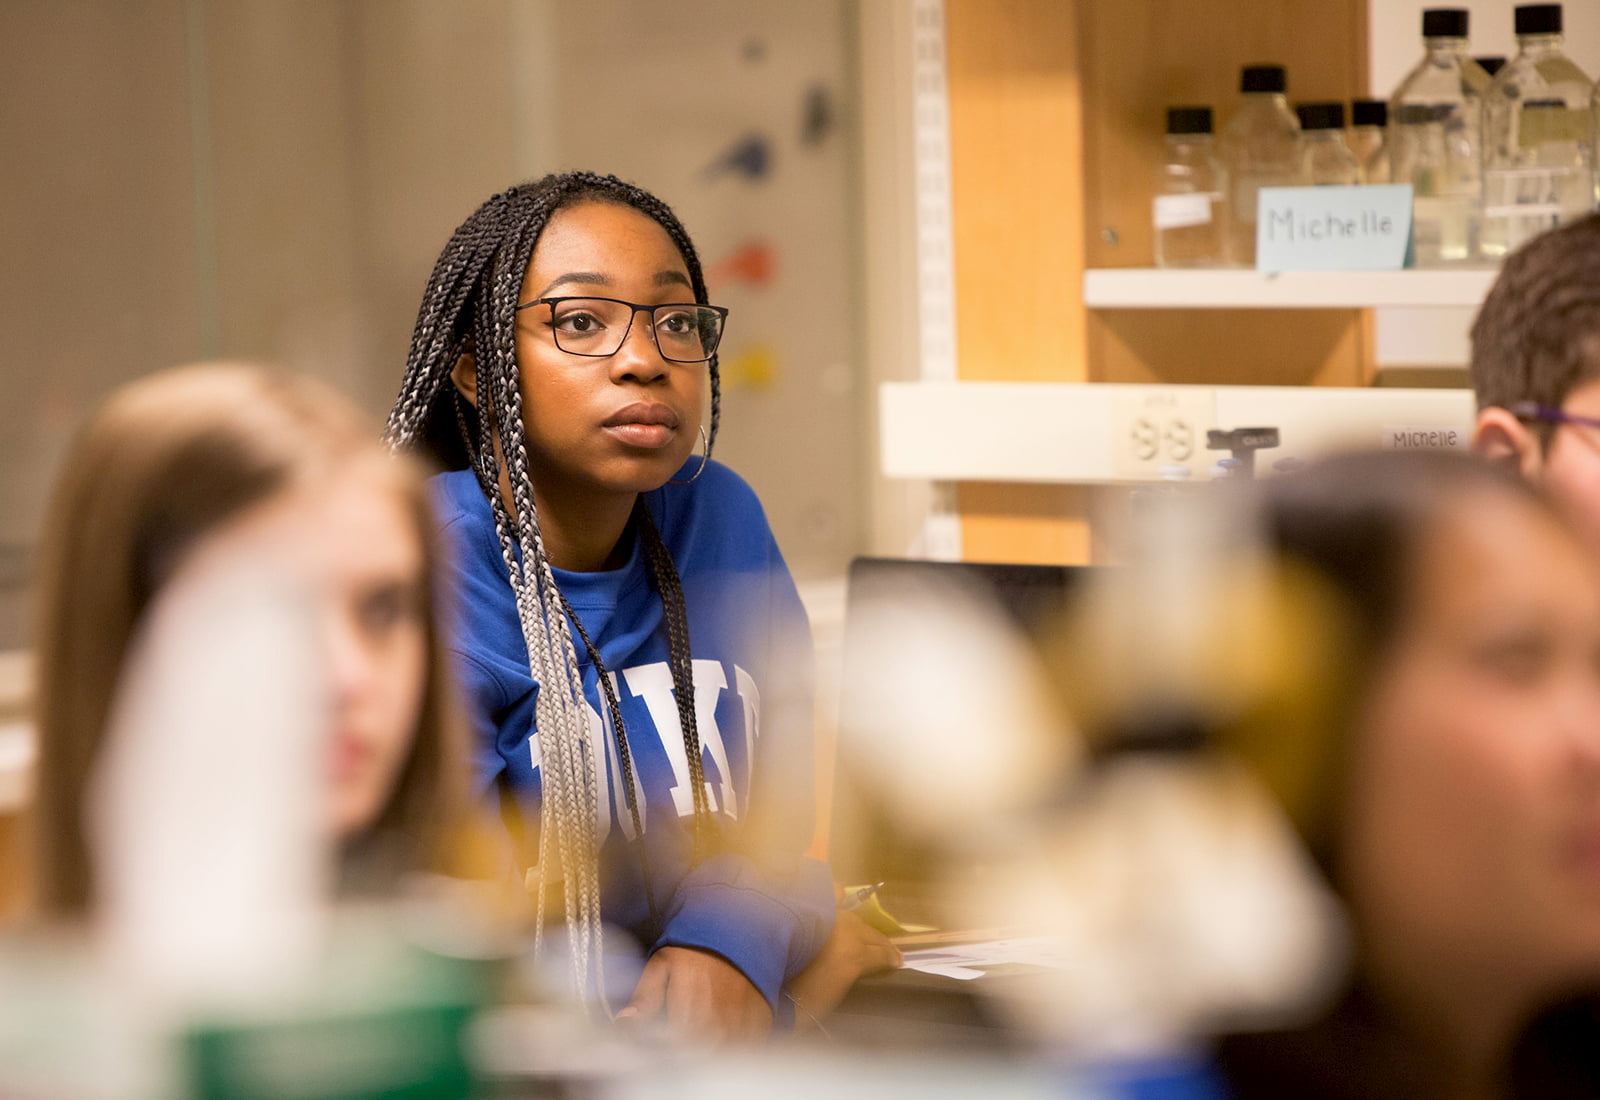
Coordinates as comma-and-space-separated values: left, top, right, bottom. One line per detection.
383, 172, 723, 1009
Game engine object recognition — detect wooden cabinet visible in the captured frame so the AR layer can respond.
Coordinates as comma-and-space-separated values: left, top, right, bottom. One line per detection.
944, 0, 1374, 563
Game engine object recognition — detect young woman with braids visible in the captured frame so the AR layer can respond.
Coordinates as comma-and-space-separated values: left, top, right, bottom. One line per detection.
385, 172, 896, 1040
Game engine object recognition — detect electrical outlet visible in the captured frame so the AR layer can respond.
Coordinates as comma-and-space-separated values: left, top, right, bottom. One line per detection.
1111, 387, 1218, 480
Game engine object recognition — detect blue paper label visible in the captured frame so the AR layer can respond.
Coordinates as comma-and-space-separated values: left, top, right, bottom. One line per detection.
1256, 184, 1414, 272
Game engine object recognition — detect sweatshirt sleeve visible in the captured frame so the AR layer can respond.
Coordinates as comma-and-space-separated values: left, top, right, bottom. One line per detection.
652, 851, 836, 1013
449, 648, 516, 797
430, 489, 539, 801
651, 497, 838, 1012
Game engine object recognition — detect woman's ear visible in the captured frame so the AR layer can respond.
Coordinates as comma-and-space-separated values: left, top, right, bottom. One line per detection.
450, 350, 479, 408
1472, 405, 1543, 481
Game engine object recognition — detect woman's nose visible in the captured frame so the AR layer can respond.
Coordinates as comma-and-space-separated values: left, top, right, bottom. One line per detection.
324, 610, 370, 704
1559, 674, 1600, 776
609, 309, 670, 383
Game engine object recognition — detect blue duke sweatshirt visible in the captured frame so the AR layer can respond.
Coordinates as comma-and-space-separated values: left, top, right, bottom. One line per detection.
431, 462, 835, 1011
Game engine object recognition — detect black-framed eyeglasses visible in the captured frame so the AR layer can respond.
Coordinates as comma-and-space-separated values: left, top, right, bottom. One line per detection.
514, 296, 728, 363
1512, 401, 1600, 434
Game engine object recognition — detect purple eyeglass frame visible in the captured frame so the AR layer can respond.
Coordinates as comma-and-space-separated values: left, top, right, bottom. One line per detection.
1512, 402, 1600, 433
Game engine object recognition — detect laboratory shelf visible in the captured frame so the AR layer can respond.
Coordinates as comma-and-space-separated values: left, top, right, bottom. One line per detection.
1082, 267, 1499, 310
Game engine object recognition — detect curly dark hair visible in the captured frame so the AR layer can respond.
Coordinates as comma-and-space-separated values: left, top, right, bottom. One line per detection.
1471, 213, 1600, 449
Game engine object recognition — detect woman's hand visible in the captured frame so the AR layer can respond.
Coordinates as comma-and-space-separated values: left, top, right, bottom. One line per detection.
786, 909, 903, 1031
617, 946, 773, 1043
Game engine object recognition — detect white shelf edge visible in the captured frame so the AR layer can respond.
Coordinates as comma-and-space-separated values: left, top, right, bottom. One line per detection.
880, 380, 1475, 485
1083, 267, 1499, 309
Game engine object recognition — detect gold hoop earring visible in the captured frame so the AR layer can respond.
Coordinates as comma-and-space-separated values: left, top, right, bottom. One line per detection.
669, 426, 710, 485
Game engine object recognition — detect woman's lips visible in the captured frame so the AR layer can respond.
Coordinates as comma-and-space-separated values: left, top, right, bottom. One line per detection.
602, 403, 680, 449
1561, 825, 1600, 884
329, 732, 374, 782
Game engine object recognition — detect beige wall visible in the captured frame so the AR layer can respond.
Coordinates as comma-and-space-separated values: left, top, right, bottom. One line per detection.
0, 1, 537, 647
1, 3, 201, 645
0, 1, 864, 650
542, 1, 863, 581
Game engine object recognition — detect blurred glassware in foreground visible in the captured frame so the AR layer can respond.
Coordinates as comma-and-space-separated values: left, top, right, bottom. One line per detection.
90, 548, 326, 1009
834, 483, 1350, 1076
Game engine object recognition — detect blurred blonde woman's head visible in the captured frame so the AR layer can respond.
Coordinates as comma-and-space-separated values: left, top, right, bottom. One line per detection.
33, 363, 464, 917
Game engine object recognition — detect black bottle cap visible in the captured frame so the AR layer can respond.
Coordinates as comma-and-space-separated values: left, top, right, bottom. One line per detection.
1515, 4, 1562, 35
1241, 65, 1287, 94
1351, 99, 1387, 127
1475, 55, 1508, 76
1422, 8, 1469, 37
1166, 106, 1213, 135
1295, 101, 1346, 130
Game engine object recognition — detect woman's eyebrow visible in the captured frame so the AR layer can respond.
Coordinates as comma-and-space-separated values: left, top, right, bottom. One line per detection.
534, 269, 692, 297
536, 271, 610, 297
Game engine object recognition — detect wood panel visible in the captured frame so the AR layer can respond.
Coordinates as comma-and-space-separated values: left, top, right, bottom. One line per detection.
946, 0, 1094, 561
1091, 308, 1370, 387
0, 813, 30, 926
946, 0, 1088, 386
957, 483, 1096, 565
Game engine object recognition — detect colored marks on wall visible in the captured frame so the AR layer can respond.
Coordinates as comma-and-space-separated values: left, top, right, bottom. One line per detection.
703, 134, 771, 183
707, 239, 776, 290
720, 343, 778, 391
801, 84, 835, 147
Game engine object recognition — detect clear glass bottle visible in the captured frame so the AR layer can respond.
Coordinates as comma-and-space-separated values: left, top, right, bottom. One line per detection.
1296, 102, 1360, 185
1348, 100, 1390, 183
1154, 106, 1225, 268
1220, 65, 1307, 266
1492, 99, 1592, 245
1482, 4, 1596, 257
1389, 8, 1491, 265
1390, 104, 1466, 263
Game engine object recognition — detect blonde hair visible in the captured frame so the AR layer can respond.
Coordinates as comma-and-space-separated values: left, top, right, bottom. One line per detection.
32, 363, 464, 917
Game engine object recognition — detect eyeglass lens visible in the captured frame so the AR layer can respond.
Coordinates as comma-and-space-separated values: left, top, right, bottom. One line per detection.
547, 298, 723, 362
